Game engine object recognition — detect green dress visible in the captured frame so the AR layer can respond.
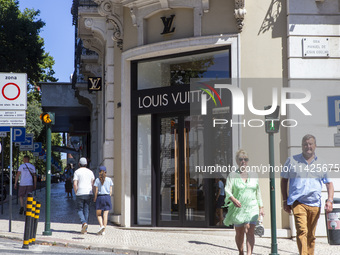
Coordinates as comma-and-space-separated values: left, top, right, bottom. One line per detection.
223, 171, 263, 226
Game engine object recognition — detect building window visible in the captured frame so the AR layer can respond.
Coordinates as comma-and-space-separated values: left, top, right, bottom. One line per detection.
137, 48, 230, 90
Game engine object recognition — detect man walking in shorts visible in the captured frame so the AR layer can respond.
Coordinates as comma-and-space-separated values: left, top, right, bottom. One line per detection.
14, 155, 37, 214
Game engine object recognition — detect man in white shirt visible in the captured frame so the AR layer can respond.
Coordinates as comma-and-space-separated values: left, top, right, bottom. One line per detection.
14, 155, 37, 215
73, 157, 95, 234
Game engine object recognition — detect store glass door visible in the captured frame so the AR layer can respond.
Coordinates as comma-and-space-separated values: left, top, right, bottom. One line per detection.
158, 115, 207, 227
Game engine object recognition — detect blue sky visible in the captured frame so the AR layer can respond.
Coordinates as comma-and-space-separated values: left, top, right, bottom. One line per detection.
19, 0, 75, 83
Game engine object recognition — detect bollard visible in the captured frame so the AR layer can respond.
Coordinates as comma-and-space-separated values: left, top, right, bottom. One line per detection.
32, 201, 41, 245
22, 193, 33, 249
29, 199, 36, 246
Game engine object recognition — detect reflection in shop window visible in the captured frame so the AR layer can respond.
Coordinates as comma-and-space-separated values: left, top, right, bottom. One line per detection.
137, 49, 230, 90
137, 115, 152, 225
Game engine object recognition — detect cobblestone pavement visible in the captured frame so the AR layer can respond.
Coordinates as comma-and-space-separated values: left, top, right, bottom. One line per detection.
0, 182, 339, 255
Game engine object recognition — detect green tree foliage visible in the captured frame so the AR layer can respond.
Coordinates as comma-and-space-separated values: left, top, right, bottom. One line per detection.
0, 0, 57, 85
0, 0, 62, 174
26, 94, 43, 139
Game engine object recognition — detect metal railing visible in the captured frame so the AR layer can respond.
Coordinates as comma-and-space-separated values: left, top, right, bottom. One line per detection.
71, 0, 99, 87
72, 0, 98, 25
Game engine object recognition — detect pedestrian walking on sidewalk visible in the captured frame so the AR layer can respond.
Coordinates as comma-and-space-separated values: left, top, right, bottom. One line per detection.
73, 157, 95, 234
281, 134, 334, 255
93, 165, 113, 236
14, 155, 37, 215
215, 177, 225, 226
223, 149, 264, 255
64, 163, 74, 198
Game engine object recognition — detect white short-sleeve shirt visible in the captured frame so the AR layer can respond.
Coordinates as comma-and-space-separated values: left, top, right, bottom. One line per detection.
73, 167, 95, 195
18, 163, 36, 186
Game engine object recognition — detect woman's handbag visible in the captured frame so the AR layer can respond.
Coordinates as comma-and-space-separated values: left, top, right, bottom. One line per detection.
254, 215, 264, 237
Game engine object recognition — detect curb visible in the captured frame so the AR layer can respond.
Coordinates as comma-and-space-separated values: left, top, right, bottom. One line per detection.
0, 232, 178, 255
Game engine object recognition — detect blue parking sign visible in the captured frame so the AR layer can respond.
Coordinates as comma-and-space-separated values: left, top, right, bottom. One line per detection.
12, 127, 26, 142
19, 134, 33, 151
33, 142, 42, 153
328, 96, 340, 126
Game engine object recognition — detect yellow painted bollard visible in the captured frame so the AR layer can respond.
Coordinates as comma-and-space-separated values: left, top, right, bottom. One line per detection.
22, 193, 33, 249
29, 200, 36, 246
32, 201, 41, 245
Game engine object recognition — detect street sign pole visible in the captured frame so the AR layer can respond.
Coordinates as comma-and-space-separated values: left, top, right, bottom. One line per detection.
264, 105, 280, 255
43, 124, 52, 236
9, 127, 13, 232
1, 136, 3, 214
269, 132, 278, 255
16, 145, 19, 205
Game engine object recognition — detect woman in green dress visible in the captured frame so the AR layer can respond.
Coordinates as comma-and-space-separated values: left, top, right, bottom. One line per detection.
224, 149, 264, 255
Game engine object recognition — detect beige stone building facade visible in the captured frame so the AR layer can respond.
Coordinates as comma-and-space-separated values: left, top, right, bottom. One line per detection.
49, 0, 340, 237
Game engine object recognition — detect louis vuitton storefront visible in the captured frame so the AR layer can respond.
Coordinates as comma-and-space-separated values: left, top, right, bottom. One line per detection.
126, 45, 234, 227
73, 0, 295, 233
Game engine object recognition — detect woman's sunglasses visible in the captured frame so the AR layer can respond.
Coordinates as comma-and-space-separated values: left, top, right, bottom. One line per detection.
238, 158, 249, 162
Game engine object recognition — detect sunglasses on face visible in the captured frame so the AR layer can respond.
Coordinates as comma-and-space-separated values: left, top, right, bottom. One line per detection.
238, 158, 249, 162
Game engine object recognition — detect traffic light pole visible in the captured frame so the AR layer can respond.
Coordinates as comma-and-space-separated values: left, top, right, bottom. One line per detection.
269, 133, 278, 255
43, 124, 52, 236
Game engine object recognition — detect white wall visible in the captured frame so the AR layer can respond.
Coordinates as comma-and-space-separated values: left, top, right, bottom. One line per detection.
287, 0, 340, 237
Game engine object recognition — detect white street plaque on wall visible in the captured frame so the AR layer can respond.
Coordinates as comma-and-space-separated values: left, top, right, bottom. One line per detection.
303, 37, 329, 57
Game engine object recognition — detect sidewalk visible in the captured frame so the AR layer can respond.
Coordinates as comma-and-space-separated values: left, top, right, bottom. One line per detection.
0, 182, 339, 255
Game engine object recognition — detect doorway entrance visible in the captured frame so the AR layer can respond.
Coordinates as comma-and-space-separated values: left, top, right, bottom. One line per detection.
157, 114, 208, 227
131, 46, 233, 227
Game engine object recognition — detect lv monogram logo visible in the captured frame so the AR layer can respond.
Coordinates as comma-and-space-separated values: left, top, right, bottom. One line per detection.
161, 15, 175, 35
88, 77, 102, 91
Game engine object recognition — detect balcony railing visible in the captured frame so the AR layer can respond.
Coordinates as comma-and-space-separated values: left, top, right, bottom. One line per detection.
72, 38, 99, 87
79, 0, 97, 6
72, 0, 98, 25
71, 0, 99, 88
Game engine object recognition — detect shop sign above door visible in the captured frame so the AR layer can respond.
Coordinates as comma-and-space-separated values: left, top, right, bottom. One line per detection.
132, 85, 190, 114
